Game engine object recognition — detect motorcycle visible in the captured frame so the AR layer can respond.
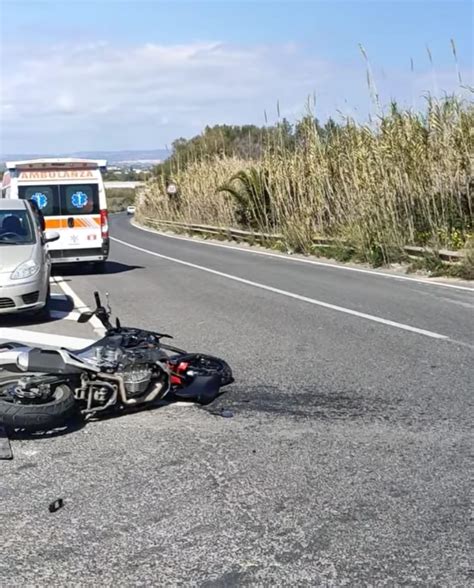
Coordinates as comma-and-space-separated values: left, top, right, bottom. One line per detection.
0, 291, 233, 432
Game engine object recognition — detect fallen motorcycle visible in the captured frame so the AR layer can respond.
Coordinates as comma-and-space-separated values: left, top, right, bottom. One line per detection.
0, 291, 233, 431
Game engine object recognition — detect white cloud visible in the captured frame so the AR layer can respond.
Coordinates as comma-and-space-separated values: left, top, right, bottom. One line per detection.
0, 40, 471, 153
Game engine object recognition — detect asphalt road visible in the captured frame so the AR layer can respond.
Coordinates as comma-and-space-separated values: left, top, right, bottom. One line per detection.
1, 213, 473, 586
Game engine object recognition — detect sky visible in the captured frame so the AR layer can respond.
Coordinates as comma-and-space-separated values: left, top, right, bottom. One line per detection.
0, 0, 472, 154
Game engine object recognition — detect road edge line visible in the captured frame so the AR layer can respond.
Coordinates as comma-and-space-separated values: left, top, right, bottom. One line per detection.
111, 236, 450, 341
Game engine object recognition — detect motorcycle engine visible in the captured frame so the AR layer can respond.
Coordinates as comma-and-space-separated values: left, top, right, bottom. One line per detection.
120, 367, 152, 396
79, 344, 154, 397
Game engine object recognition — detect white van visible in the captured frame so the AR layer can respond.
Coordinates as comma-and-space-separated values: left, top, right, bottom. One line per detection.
1, 158, 109, 266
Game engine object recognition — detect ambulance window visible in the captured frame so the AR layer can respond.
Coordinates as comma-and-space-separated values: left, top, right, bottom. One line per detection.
18, 185, 60, 216
61, 184, 99, 215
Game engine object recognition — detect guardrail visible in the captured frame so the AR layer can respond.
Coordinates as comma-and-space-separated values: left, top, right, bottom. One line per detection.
140, 217, 466, 262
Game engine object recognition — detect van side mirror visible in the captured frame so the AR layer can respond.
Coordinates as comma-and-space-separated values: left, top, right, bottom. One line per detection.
43, 230, 60, 243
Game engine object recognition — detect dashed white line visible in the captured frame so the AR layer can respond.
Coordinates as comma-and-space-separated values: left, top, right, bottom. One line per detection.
111, 236, 450, 340
47, 282, 87, 321
52, 276, 106, 336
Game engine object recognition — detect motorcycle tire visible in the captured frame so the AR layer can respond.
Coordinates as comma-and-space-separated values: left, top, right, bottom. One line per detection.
0, 377, 76, 432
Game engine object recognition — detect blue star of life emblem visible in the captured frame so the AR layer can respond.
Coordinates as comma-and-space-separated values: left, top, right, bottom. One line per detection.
71, 191, 88, 209
31, 192, 48, 209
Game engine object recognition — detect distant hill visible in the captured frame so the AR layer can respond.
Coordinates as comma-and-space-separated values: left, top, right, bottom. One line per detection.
1, 149, 170, 166
72, 149, 170, 163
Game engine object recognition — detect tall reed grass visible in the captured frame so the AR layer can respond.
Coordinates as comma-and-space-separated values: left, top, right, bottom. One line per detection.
138, 95, 473, 265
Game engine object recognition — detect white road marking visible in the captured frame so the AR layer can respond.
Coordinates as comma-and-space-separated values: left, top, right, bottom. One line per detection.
45, 283, 83, 320
50, 293, 68, 301
132, 220, 474, 293
112, 237, 449, 340
0, 328, 94, 349
52, 276, 106, 336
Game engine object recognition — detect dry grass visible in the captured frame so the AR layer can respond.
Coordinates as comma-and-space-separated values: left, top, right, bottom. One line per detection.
139, 156, 243, 226
138, 96, 473, 265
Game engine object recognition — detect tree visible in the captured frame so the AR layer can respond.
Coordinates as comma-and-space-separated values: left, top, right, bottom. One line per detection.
153, 124, 271, 178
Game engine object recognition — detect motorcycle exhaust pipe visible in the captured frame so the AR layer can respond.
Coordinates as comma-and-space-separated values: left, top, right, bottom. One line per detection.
98, 372, 170, 405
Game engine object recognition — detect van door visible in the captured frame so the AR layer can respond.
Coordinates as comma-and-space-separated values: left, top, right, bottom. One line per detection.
18, 183, 102, 252
59, 184, 102, 250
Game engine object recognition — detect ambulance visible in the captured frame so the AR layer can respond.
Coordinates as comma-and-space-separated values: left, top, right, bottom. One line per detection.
1, 158, 109, 266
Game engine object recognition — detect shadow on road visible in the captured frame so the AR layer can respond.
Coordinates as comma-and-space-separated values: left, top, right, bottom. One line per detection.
52, 261, 144, 277
4, 399, 193, 441
0, 294, 75, 328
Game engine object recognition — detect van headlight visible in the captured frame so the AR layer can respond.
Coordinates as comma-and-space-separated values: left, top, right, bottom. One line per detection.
11, 260, 40, 280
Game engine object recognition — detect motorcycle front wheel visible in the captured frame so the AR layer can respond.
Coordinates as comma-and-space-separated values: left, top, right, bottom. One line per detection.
0, 376, 76, 432
180, 354, 234, 386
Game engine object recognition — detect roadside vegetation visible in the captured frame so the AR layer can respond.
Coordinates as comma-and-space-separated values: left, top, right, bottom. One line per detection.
140, 76, 473, 278
107, 187, 136, 212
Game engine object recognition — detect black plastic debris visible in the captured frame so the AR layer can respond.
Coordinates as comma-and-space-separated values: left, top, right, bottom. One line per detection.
48, 498, 64, 513
0, 426, 12, 460
205, 406, 235, 418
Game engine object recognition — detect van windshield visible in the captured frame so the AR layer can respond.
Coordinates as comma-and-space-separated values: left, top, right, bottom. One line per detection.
0, 209, 36, 244
18, 184, 100, 216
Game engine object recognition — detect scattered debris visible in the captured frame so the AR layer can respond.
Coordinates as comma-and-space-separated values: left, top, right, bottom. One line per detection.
205, 406, 235, 418
0, 425, 13, 460
48, 498, 64, 513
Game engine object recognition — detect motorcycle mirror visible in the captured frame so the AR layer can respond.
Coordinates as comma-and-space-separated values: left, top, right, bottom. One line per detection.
78, 311, 94, 323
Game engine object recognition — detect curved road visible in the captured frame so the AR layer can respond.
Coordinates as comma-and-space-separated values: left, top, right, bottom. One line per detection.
2, 213, 473, 586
